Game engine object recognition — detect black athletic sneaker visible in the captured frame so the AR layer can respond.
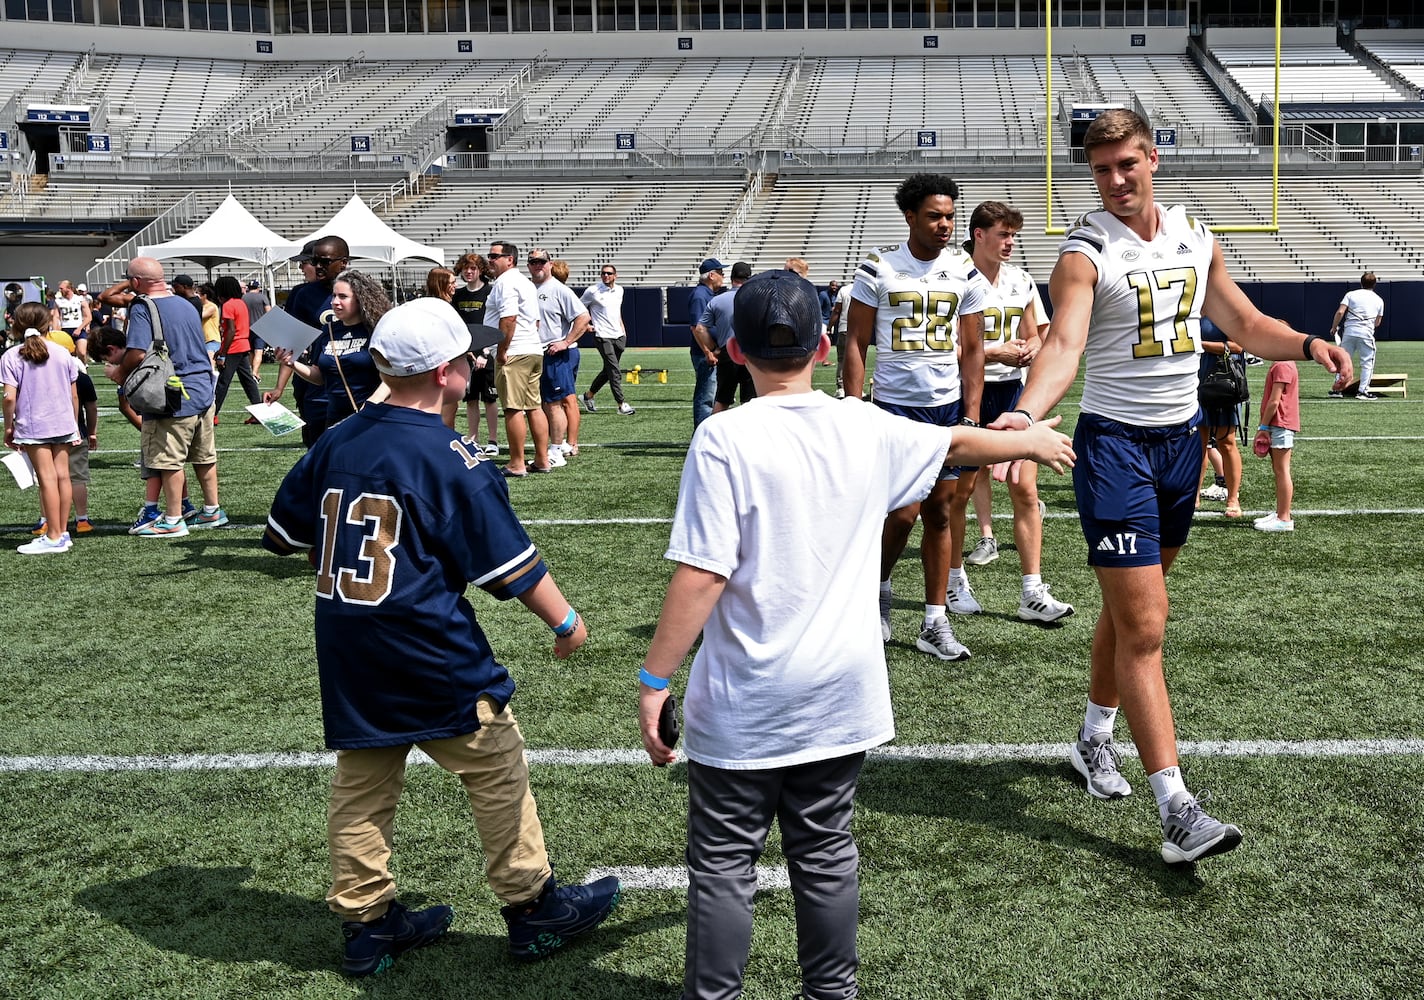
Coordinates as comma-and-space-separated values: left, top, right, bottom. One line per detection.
502, 875, 622, 962
341, 899, 454, 977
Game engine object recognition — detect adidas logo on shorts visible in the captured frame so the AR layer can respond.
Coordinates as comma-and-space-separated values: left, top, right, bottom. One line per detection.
1097, 537, 1117, 552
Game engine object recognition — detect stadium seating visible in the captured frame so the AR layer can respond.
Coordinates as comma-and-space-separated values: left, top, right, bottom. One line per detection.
3, 44, 1423, 290
1361, 40, 1424, 91
1213, 44, 1411, 102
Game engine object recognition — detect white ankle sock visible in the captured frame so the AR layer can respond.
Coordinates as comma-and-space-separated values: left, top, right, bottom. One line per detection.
1022, 573, 1042, 593
949, 567, 968, 587
1082, 700, 1118, 740
1148, 765, 1188, 820
923, 605, 945, 626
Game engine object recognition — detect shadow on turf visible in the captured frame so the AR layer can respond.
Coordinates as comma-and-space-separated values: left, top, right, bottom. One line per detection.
858, 760, 1208, 895
128, 534, 317, 579
75, 865, 679, 993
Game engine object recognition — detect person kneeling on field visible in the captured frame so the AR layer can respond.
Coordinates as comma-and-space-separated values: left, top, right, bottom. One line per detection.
263, 298, 620, 977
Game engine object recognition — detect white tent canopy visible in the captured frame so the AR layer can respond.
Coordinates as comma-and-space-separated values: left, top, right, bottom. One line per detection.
297, 194, 445, 267
137, 194, 304, 274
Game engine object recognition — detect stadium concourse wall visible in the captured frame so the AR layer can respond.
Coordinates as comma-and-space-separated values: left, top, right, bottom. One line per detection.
6, 21, 1195, 61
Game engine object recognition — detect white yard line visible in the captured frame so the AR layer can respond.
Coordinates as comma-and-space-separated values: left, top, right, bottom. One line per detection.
5, 737, 1421, 774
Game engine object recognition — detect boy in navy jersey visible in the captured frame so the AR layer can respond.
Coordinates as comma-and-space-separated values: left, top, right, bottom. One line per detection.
264, 297, 620, 976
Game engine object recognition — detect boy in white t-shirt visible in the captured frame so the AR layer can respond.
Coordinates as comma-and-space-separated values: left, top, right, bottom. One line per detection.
636, 269, 1075, 1000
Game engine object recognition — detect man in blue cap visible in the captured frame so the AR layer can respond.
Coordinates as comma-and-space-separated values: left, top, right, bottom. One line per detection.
687, 257, 725, 428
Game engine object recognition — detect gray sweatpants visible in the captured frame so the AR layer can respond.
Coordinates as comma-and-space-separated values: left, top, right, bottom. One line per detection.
683, 753, 864, 1000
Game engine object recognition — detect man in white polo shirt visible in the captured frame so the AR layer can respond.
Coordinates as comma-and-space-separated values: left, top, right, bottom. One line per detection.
487, 240, 552, 476
1328, 271, 1385, 400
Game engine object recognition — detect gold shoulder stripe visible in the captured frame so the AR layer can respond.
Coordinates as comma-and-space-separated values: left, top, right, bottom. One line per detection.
481, 552, 544, 593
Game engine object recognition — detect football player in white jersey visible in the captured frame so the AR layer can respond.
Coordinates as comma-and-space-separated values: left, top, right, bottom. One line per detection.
843, 173, 988, 663
942, 201, 1073, 625
990, 110, 1352, 865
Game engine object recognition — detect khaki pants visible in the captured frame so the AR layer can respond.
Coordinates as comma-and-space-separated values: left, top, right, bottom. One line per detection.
326, 695, 552, 921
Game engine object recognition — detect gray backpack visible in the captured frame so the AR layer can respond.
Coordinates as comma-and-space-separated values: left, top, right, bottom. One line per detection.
122, 295, 182, 417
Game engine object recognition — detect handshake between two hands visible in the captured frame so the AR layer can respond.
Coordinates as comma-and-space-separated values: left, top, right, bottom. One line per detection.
982, 413, 1076, 483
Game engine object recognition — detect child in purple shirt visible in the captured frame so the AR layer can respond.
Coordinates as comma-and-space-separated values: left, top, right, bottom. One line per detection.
1, 302, 80, 554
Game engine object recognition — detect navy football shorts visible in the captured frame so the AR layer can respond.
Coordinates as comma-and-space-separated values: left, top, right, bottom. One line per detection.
1073, 411, 1203, 568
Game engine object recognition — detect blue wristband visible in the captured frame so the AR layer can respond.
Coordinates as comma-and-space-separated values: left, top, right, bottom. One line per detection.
639, 667, 670, 690
552, 607, 578, 637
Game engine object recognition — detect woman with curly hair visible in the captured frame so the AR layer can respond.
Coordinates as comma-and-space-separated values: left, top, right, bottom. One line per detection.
276, 269, 391, 426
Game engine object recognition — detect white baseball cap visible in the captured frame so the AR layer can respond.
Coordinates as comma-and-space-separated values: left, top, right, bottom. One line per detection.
370, 297, 471, 376
77, 283, 87, 293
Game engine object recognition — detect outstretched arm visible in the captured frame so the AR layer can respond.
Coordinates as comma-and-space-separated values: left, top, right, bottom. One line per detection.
1203, 242, 1351, 386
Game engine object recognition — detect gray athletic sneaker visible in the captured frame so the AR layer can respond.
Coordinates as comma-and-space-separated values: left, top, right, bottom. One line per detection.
965, 536, 999, 566
945, 577, 982, 615
1160, 790, 1243, 864
878, 587, 893, 643
1070, 730, 1132, 799
1019, 583, 1074, 623
915, 616, 971, 662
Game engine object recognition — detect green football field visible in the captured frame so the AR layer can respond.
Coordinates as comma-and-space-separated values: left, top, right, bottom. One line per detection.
2, 343, 1421, 1000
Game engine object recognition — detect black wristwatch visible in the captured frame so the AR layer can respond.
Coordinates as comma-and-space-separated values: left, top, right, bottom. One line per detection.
960, 417, 979, 428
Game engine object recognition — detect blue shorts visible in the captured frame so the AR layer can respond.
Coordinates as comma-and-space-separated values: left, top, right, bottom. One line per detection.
1073, 411, 1203, 568
541, 349, 578, 403
980, 378, 1024, 425
875, 398, 963, 481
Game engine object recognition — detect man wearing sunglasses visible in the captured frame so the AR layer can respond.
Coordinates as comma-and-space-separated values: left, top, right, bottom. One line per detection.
487, 240, 552, 476
528, 249, 589, 466
266, 236, 349, 447
580, 264, 634, 415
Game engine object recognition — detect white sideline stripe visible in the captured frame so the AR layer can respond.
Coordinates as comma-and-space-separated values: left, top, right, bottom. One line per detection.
586, 865, 791, 891
86, 436, 1424, 457
4, 737, 1422, 774
58, 507, 1424, 533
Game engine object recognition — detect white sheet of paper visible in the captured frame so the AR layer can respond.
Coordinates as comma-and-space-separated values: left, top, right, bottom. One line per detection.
252, 308, 322, 354
243, 401, 306, 437
3, 449, 36, 489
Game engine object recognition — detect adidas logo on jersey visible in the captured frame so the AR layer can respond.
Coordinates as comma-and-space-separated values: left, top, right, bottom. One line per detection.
1096, 537, 1117, 552
1176, 242, 1192, 255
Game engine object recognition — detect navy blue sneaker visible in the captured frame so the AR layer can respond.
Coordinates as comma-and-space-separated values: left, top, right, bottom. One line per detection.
128, 504, 160, 535
180, 497, 200, 523
341, 899, 454, 977
501, 875, 621, 962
